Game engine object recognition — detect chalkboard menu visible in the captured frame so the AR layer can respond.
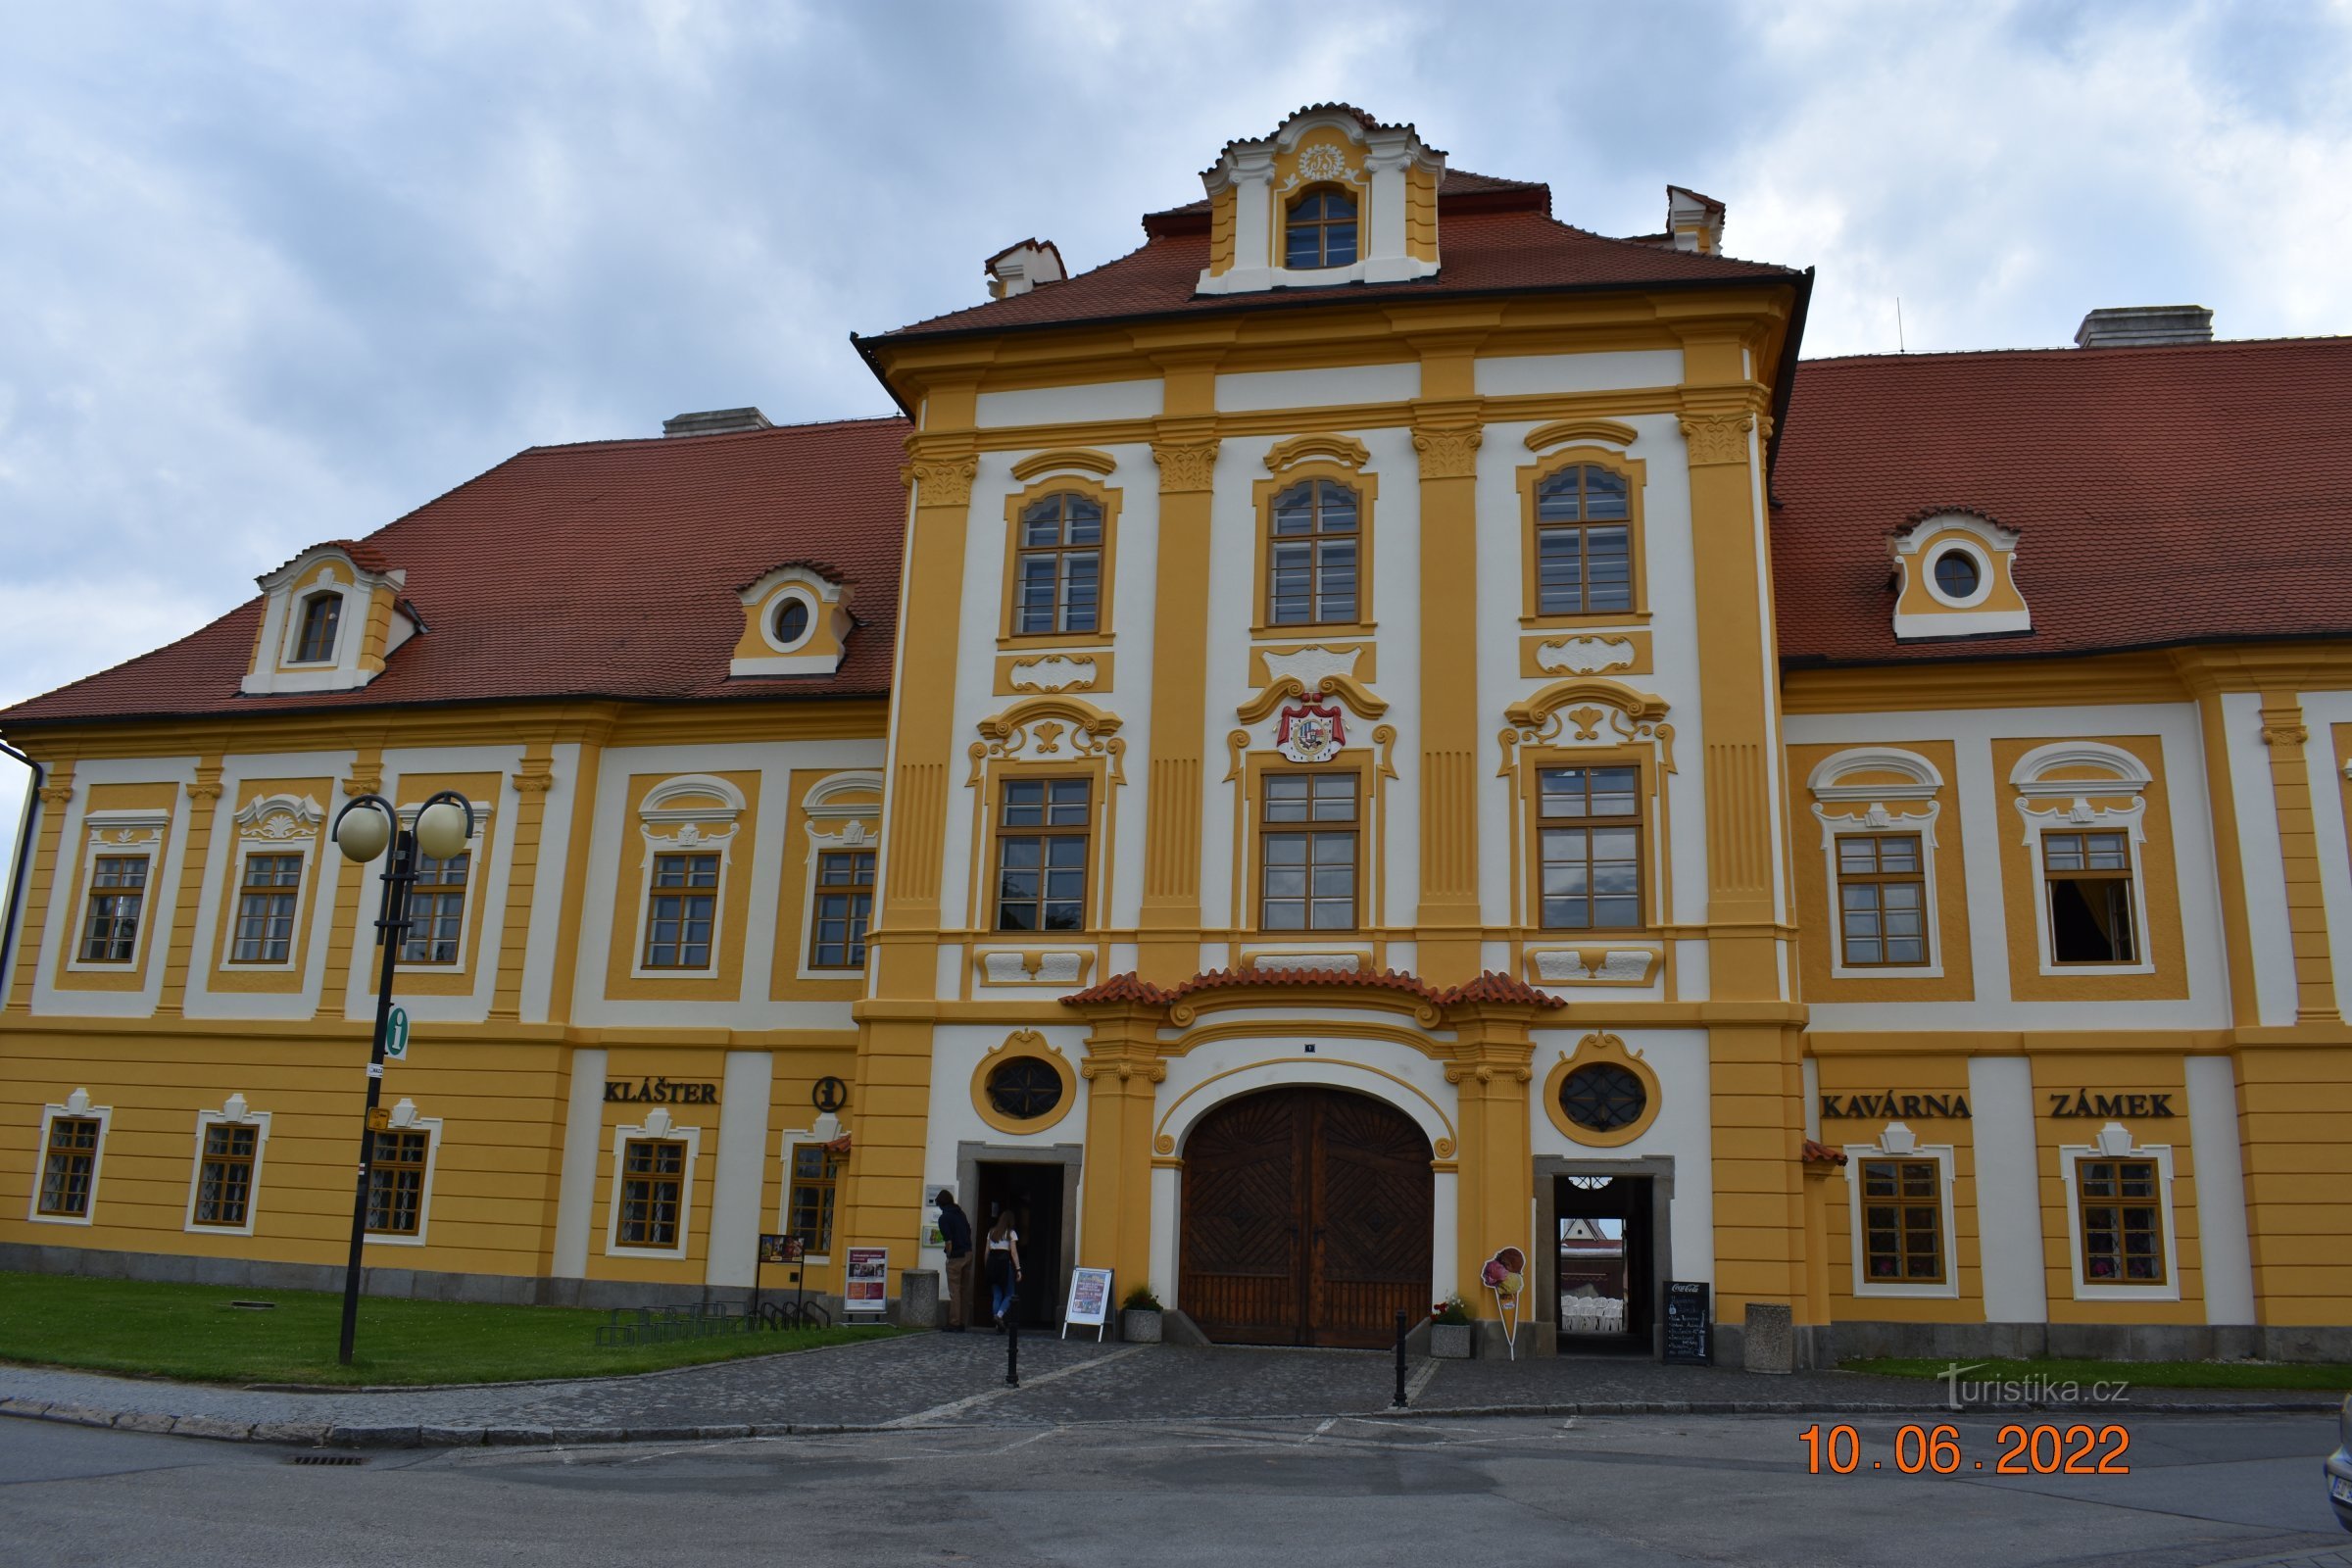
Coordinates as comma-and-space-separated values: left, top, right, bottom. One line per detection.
1662, 1280, 1711, 1364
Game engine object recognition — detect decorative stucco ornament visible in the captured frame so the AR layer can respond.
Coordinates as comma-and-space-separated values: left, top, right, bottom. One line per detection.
1275, 701, 1347, 763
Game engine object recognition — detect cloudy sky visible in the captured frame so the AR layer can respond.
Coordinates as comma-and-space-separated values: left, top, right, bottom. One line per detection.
4, 0, 2349, 880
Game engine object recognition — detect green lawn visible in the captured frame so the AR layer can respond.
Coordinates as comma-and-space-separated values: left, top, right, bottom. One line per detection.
0, 1270, 901, 1387
1845, 1355, 2352, 1392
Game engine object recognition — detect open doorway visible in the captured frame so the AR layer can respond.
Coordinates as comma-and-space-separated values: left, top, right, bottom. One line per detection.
1554, 1173, 1653, 1352
974, 1160, 1065, 1329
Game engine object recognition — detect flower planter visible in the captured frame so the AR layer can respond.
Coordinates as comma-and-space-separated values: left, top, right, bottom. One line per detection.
1120, 1307, 1164, 1344
1430, 1321, 1474, 1359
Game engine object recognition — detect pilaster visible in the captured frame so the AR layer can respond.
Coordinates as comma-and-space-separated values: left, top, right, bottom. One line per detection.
1444, 1005, 1535, 1324
2257, 692, 2337, 1024
314, 745, 384, 1019
1075, 1006, 1167, 1293
490, 745, 558, 1022
152, 758, 220, 1019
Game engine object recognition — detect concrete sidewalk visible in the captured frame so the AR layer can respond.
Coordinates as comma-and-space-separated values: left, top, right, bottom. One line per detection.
1, 1333, 2338, 1447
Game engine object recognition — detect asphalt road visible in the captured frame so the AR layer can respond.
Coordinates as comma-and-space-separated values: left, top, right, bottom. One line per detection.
0, 1410, 2344, 1567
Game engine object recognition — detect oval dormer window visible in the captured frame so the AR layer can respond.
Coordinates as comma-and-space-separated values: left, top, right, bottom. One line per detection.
1933, 550, 1982, 601
1285, 186, 1357, 270
773, 597, 811, 647
294, 591, 342, 663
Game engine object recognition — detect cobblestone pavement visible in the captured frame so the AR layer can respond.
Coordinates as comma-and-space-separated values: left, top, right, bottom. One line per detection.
0, 1332, 2339, 1446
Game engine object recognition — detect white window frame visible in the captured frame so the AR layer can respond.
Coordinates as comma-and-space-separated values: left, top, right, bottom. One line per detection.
28, 1090, 113, 1226
1840, 1120, 1960, 1299
1922, 538, 1995, 610
2060, 1121, 2180, 1303
795, 770, 884, 981
2011, 742, 2156, 977
218, 795, 324, 972
184, 1095, 271, 1236
1807, 748, 1945, 979
628, 775, 744, 982
65, 810, 171, 973
362, 1100, 444, 1248
604, 1106, 702, 1260
386, 801, 494, 971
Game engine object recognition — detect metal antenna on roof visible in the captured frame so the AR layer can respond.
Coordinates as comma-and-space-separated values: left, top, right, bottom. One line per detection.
1896, 297, 1906, 354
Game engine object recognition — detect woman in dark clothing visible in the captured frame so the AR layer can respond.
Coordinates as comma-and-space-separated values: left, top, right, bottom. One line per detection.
984, 1206, 1023, 1329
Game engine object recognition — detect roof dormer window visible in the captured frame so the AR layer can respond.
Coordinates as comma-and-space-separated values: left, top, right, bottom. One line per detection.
732, 564, 853, 678
1285, 187, 1358, 270
1890, 509, 2031, 641
293, 592, 342, 663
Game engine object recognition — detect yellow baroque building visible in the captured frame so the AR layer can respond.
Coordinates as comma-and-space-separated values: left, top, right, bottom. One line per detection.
4, 106, 2348, 1365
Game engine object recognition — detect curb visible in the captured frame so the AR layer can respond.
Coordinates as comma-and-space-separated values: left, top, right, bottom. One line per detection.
3, 1392, 2334, 1448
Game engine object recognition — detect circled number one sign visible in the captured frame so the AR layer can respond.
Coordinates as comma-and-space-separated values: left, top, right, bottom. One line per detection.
384, 1005, 412, 1062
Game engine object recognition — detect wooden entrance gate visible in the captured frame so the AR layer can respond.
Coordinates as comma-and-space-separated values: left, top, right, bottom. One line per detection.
1178, 1087, 1433, 1348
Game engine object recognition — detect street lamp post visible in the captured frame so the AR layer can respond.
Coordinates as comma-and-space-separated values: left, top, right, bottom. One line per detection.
330, 788, 475, 1367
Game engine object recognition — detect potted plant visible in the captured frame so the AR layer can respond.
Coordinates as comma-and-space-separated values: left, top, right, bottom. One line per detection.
1119, 1284, 1165, 1344
1430, 1296, 1474, 1359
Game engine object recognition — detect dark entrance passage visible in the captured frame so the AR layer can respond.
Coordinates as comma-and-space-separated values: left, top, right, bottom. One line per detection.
1179, 1087, 1433, 1348
1553, 1172, 1653, 1351
975, 1160, 1064, 1329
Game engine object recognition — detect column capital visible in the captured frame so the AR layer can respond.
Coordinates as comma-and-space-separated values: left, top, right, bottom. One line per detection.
1678, 411, 1754, 466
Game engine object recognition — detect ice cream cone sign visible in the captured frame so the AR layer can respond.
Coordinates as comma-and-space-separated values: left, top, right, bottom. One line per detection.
1484, 1247, 1528, 1360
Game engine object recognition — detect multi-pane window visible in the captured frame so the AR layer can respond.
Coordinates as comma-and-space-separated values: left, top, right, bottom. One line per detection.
643, 852, 719, 969
1284, 186, 1357, 269
2078, 1157, 2166, 1285
193, 1123, 259, 1227
786, 1143, 845, 1253
366, 1129, 431, 1237
1859, 1157, 1944, 1284
1537, 766, 1642, 930
1259, 772, 1359, 931
1533, 465, 1634, 615
78, 855, 149, 963
294, 591, 341, 662
400, 850, 469, 965
994, 778, 1090, 932
1012, 492, 1102, 636
231, 854, 303, 963
1266, 479, 1359, 625
809, 849, 876, 970
2043, 830, 2135, 963
1836, 835, 1927, 966
37, 1116, 102, 1218
616, 1138, 686, 1249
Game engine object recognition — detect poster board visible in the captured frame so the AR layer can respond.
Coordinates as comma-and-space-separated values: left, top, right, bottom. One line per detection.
1061, 1266, 1113, 1341
844, 1246, 889, 1313
759, 1233, 805, 1265
1662, 1280, 1711, 1364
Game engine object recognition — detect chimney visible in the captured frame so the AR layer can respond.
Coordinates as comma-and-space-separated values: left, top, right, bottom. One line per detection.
1666, 186, 1726, 256
662, 408, 772, 438
985, 239, 1065, 300
2074, 306, 2214, 349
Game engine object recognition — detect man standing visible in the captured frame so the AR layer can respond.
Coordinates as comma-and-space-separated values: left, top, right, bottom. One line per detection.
935, 1189, 974, 1331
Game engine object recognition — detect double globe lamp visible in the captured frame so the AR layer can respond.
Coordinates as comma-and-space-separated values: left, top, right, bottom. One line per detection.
327, 788, 475, 1365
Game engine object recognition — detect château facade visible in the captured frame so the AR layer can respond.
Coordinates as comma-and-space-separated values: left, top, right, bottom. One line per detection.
3, 107, 2347, 1364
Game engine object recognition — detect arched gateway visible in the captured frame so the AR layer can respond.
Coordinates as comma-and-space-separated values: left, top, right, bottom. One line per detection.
1179, 1087, 1434, 1348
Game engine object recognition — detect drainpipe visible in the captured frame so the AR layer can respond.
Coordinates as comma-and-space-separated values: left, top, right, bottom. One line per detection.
0, 739, 41, 1004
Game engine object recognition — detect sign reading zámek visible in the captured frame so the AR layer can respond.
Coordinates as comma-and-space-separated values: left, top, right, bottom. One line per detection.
759, 1233, 805, 1265
844, 1247, 888, 1313
1063, 1266, 1113, 1327
1818, 1092, 1972, 1120
605, 1077, 717, 1104
2048, 1091, 2177, 1118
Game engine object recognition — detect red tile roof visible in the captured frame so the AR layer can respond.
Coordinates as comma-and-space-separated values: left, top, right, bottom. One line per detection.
0, 416, 910, 728
1060, 966, 1566, 1009
877, 183, 1798, 342
1772, 337, 2352, 665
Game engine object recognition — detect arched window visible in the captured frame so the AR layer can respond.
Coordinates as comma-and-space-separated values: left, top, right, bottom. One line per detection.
1534, 465, 1634, 615
1266, 478, 1359, 625
1284, 186, 1357, 270
1013, 492, 1102, 635
293, 591, 342, 662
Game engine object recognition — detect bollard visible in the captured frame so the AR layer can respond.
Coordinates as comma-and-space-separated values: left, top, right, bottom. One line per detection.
1392, 1308, 1408, 1409
1006, 1309, 1020, 1388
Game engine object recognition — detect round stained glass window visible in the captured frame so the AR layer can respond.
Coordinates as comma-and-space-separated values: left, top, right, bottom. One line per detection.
773, 596, 811, 646
986, 1057, 1063, 1120
1932, 549, 1982, 601
1558, 1063, 1647, 1133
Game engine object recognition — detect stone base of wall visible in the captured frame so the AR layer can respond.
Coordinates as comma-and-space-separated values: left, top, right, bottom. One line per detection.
0, 1241, 862, 1319
1828, 1318, 2352, 1365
